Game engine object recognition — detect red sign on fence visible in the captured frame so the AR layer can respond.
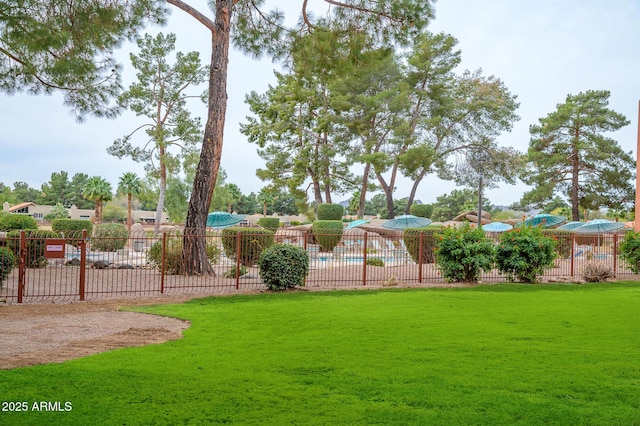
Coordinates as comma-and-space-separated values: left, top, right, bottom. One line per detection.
44, 239, 66, 259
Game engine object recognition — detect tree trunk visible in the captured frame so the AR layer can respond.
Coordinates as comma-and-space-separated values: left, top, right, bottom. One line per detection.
127, 193, 133, 233
358, 163, 371, 218
155, 147, 167, 233
405, 169, 427, 214
376, 172, 395, 219
570, 129, 580, 221
180, 1, 232, 275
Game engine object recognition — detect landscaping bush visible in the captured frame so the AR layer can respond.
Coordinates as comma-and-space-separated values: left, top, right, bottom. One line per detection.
257, 217, 280, 232
0, 247, 14, 288
366, 257, 385, 267
0, 214, 38, 231
147, 233, 220, 274
92, 223, 128, 252
403, 226, 441, 264
51, 218, 93, 234
542, 229, 573, 258
620, 231, 640, 273
6, 230, 60, 268
581, 262, 614, 283
316, 204, 344, 220
221, 227, 274, 266
436, 224, 494, 283
496, 226, 557, 283
311, 220, 343, 252
258, 244, 309, 291
223, 265, 249, 279
409, 204, 433, 218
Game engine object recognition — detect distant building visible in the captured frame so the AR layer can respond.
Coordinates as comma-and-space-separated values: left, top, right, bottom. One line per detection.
2, 202, 168, 224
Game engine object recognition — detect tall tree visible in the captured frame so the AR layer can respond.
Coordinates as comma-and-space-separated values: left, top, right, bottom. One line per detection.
107, 32, 206, 232
117, 172, 143, 232
38, 171, 71, 206
11, 181, 39, 202
166, 0, 434, 274
68, 173, 93, 209
521, 90, 633, 221
82, 176, 113, 224
0, 0, 165, 118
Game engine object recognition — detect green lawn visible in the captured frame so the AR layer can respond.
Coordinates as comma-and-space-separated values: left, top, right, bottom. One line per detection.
2, 283, 640, 425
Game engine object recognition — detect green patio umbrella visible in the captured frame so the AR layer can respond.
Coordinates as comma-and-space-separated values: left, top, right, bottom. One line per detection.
382, 215, 432, 229
346, 219, 370, 229
557, 221, 585, 231
573, 219, 625, 234
520, 214, 566, 228
206, 212, 245, 228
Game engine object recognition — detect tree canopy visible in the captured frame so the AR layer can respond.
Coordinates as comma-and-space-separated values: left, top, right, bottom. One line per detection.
520, 90, 634, 221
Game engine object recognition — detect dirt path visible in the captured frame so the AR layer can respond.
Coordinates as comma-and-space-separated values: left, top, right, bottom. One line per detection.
0, 295, 199, 370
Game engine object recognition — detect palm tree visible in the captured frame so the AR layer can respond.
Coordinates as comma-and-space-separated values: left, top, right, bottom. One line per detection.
117, 172, 143, 232
83, 176, 113, 224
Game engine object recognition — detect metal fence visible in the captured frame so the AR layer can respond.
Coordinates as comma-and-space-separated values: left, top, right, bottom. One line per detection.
0, 228, 635, 304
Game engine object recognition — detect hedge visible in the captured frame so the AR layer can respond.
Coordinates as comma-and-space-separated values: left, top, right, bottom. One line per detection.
409, 204, 433, 218
403, 226, 441, 264
0, 214, 38, 231
316, 204, 344, 220
257, 217, 280, 232
221, 227, 275, 266
311, 220, 343, 252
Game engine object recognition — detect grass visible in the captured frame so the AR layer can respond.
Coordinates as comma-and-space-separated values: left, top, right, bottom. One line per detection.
2, 282, 640, 425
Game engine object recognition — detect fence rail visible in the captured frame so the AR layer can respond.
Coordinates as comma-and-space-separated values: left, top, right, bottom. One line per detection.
0, 229, 634, 304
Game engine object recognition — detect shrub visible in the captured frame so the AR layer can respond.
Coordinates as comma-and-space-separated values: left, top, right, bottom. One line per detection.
223, 265, 249, 278
620, 231, 640, 273
147, 233, 219, 274
51, 218, 93, 234
0, 214, 38, 231
221, 227, 274, 266
403, 227, 441, 264
6, 230, 60, 268
258, 244, 309, 291
496, 226, 557, 283
436, 224, 494, 283
257, 217, 280, 232
542, 229, 573, 258
0, 247, 15, 288
366, 257, 384, 267
581, 262, 614, 283
316, 204, 344, 220
311, 220, 343, 252
409, 204, 433, 218
92, 223, 128, 252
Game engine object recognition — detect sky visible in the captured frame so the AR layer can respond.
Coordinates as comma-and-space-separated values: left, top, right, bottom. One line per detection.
1, 0, 639, 208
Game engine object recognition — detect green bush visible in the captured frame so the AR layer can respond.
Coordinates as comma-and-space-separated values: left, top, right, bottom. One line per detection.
311, 220, 343, 252
436, 224, 494, 283
257, 217, 280, 232
92, 223, 128, 252
147, 233, 220, 274
0, 247, 15, 288
223, 265, 249, 279
496, 226, 557, 283
6, 230, 60, 268
409, 204, 433, 218
541, 229, 573, 258
0, 214, 38, 231
51, 218, 93, 234
366, 257, 385, 267
258, 244, 309, 291
403, 227, 441, 264
316, 204, 344, 220
620, 231, 640, 273
221, 227, 274, 266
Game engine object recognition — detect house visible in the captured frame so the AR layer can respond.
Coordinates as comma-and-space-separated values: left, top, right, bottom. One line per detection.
2, 202, 169, 224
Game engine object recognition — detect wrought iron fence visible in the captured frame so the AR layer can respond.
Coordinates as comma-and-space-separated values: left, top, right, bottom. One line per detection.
0, 228, 635, 304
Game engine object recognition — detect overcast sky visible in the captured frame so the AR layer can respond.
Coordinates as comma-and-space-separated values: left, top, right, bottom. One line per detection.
1, 0, 639, 207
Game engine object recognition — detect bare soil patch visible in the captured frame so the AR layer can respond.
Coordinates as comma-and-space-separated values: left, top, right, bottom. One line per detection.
0, 295, 198, 370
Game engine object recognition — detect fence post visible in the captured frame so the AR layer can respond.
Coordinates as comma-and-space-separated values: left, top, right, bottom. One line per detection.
235, 231, 242, 290
570, 233, 575, 278
160, 232, 166, 293
79, 229, 87, 301
17, 230, 26, 303
613, 233, 618, 278
418, 232, 424, 283
362, 233, 368, 286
